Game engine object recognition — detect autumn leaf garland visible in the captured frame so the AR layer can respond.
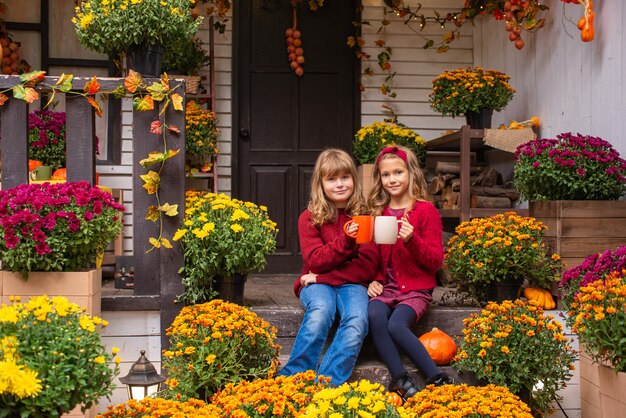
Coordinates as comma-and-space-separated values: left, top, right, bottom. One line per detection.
0, 69, 186, 252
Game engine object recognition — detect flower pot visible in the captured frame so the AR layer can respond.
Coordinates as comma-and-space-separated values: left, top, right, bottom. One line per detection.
486, 278, 523, 303
126, 44, 164, 77
0, 269, 102, 316
214, 273, 247, 305
580, 347, 626, 417
465, 109, 493, 129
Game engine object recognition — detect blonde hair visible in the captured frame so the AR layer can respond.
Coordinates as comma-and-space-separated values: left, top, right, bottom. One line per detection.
367, 144, 430, 216
308, 148, 367, 225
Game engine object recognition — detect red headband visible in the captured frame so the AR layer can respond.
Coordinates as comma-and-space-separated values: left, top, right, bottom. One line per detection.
376, 146, 407, 165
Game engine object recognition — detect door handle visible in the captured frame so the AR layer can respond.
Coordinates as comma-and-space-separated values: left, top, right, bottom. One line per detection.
239, 128, 250, 140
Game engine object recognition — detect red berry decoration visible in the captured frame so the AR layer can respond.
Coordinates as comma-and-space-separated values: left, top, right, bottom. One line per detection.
285, 0, 304, 77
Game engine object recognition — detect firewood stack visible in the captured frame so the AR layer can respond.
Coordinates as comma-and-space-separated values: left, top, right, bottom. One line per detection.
428, 161, 520, 209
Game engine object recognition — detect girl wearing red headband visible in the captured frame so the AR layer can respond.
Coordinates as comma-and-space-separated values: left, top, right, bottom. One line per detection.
367, 145, 452, 400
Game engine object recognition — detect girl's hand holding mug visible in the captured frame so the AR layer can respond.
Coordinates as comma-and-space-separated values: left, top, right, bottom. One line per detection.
343, 215, 374, 244
398, 213, 414, 242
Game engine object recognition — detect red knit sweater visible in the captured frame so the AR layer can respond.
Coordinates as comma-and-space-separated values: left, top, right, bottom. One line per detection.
293, 209, 381, 297
379, 201, 443, 292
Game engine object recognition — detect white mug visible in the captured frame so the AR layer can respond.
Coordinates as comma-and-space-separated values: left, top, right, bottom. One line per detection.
374, 216, 402, 244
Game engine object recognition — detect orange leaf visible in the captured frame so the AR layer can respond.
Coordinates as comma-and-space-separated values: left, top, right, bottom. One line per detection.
124, 70, 143, 93
168, 124, 181, 134
0, 93, 8, 106
23, 87, 39, 104
19, 70, 46, 87
374, 39, 386, 47
84, 76, 101, 95
87, 96, 103, 117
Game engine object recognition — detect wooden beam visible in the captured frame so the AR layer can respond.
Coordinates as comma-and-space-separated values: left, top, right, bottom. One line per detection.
0, 98, 28, 188
159, 83, 187, 351
66, 96, 96, 184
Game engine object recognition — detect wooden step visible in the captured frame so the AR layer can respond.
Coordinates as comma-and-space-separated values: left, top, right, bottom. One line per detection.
252, 305, 478, 355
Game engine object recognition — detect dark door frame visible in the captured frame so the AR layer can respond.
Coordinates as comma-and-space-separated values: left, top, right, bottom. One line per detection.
231, 0, 362, 198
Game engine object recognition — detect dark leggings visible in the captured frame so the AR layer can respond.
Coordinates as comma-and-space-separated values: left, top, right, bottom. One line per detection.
368, 300, 440, 381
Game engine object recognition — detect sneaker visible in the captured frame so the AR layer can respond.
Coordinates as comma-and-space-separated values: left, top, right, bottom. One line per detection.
389, 373, 419, 401
426, 372, 454, 386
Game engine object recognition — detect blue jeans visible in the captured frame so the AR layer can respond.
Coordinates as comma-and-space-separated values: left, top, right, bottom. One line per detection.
278, 283, 369, 386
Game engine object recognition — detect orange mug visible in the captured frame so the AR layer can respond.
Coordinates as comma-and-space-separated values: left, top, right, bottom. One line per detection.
343, 215, 374, 244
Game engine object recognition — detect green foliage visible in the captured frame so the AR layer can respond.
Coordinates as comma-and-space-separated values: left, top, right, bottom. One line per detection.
161, 300, 281, 401
514, 133, 626, 201
453, 299, 577, 417
173, 191, 278, 305
0, 296, 119, 416
444, 212, 561, 301
162, 37, 210, 75
73, 0, 201, 54
352, 121, 426, 165
429, 66, 515, 117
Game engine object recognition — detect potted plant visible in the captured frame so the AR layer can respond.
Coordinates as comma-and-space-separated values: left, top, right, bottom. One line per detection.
161, 300, 281, 401
184, 100, 219, 175
429, 66, 515, 128
515, 132, 626, 270
401, 384, 533, 417
452, 299, 577, 417
444, 212, 562, 302
0, 295, 119, 416
73, 0, 202, 76
0, 182, 124, 313
562, 265, 626, 416
28, 110, 66, 170
302, 379, 404, 417
211, 371, 329, 416
353, 121, 426, 196
173, 191, 277, 305
99, 398, 223, 417
162, 36, 211, 94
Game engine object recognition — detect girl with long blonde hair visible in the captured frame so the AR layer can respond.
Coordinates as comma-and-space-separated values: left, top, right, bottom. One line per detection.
278, 148, 380, 386
366, 145, 452, 400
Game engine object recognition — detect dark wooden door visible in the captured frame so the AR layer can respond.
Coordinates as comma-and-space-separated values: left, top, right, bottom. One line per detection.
234, 0, 360, 273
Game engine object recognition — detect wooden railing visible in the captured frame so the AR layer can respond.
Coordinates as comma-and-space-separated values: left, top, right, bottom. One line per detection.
0, 75, 186, 347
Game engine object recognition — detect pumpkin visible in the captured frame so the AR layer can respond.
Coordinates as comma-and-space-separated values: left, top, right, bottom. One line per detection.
523, 287, 556, 310
386, 391, 403, 407
28, 159, 42, 172
51, 168, 67, 181
418, 327, 457, 366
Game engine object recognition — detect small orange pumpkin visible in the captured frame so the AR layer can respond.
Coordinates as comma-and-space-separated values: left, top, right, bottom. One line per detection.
418, 327, 457, 366
51, 167, 67, 181
28, 159, 42, 172
386, 391, 403, 407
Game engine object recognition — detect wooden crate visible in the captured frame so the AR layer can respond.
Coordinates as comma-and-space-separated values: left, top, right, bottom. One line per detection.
1, 269, 102, 316
357, 164, 375, 199
529, 200, 626, 271
580, 348, 626, 418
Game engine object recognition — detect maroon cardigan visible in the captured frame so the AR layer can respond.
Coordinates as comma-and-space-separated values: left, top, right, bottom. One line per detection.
378, 201, 443, 292
293, 209, 381, 297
